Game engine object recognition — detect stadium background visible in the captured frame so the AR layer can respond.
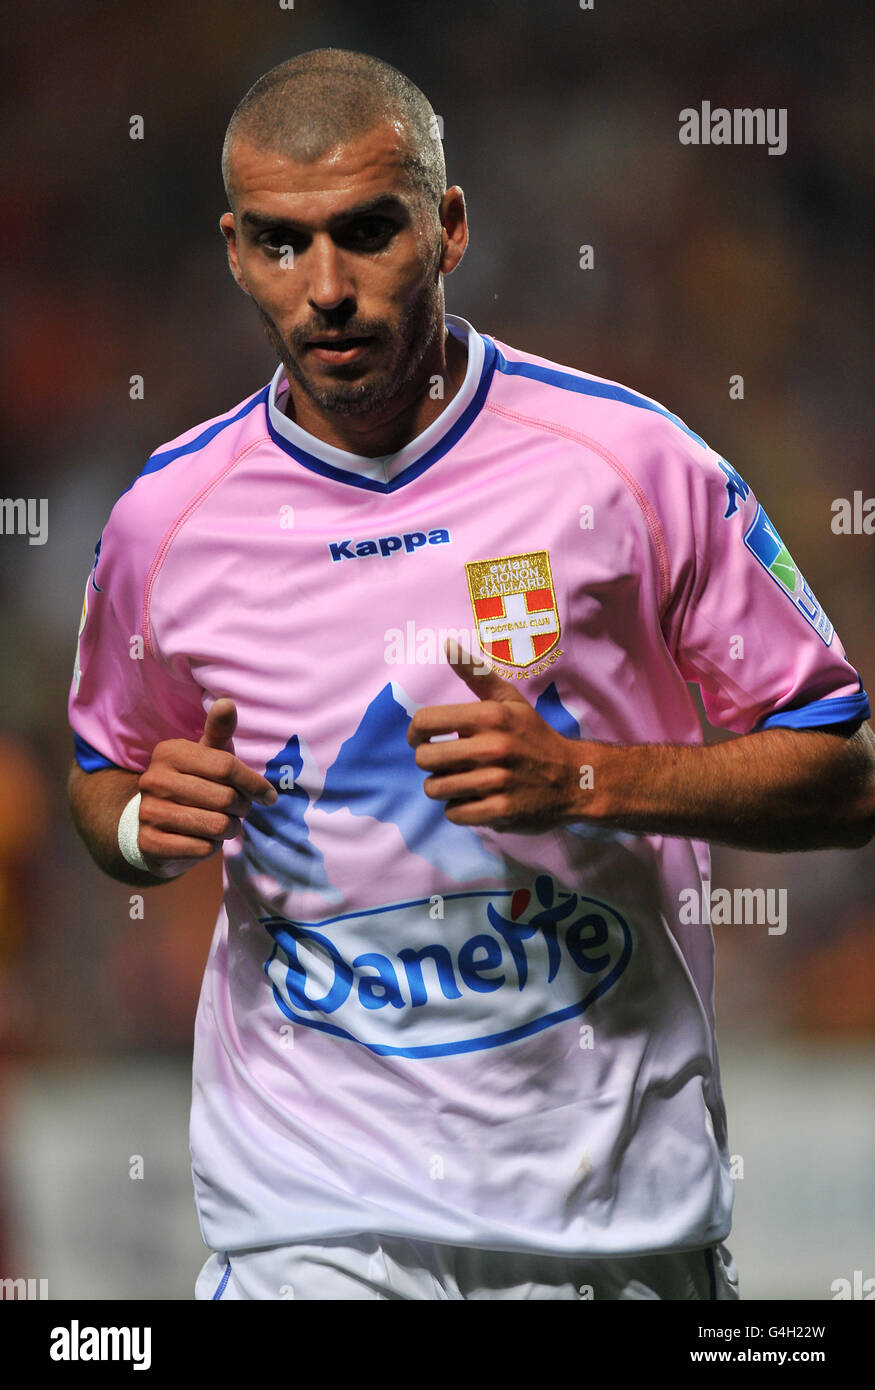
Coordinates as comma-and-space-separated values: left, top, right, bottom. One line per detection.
0, 0, 872, 1299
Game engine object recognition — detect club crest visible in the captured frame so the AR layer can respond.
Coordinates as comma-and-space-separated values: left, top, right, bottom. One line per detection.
466, 550, 561, 668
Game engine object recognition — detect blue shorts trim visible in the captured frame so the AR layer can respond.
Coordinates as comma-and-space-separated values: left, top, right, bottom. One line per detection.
212, 1259, 232, 1301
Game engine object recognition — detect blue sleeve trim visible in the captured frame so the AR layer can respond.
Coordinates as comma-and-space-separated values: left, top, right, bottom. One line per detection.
756, 689, 871, 732
73, 732, 124, 772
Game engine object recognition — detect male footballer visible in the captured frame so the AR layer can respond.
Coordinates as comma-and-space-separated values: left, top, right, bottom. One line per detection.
67, 49, 874, 1300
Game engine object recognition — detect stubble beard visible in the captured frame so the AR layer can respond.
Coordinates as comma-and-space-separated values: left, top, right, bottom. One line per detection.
253, 279, 444, 419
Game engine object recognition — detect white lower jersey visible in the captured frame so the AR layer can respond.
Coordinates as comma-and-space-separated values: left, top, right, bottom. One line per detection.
195, 1235, 740, 1301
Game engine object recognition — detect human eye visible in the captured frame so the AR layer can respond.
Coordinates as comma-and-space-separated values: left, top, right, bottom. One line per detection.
259, 228, 307, 256
340, 217, 397, 249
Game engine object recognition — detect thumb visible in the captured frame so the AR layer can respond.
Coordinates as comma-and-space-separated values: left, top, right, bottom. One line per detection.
200, 697, 238, 751
443, 638, 527, 703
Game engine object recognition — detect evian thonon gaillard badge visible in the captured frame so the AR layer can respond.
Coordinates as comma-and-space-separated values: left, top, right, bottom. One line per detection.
465, 550, 562, 676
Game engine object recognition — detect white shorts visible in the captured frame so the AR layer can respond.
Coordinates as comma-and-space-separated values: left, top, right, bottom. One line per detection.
196, 1235, 740, 1301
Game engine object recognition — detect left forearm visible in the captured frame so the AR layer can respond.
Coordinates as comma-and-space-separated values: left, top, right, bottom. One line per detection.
411, 652, 875, 850
574, 724, 875, 852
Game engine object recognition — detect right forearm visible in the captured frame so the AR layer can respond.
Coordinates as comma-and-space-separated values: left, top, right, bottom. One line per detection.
66, 704, 275, 887
67, 763, 170, 887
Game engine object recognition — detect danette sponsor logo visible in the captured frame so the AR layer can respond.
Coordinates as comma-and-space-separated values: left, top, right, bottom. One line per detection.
263, 874, 633, 1058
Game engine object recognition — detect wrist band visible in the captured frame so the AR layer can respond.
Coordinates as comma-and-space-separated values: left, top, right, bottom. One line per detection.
118, 792, 151, 872
117, 792, 189, 879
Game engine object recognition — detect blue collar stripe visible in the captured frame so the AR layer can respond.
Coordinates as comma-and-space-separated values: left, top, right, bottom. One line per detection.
264, 336, 498, 493
494, 348, 707, 449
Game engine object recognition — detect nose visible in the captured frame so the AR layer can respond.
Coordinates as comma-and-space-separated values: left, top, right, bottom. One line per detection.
306, 234, 355, 314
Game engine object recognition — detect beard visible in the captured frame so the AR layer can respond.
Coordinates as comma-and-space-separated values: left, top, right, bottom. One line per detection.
252, 277, 443, 418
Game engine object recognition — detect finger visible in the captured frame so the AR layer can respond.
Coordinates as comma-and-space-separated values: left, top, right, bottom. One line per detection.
423, 767, 511, 801
414, 733, 512, 773
407, 703, 508, 748
139, 799, 244, 843
443, 638, 528, 704
147, 745, 277, 807
221, 756, 278, 807
442, 795, 514, 827
138, 828, 223, 863
138, 768, 253, 817
200, 697, 238, 751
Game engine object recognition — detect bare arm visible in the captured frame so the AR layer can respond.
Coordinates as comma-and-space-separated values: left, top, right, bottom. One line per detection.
410, 653, 875, 852
68, 762, 165, 886
566, 722, 875, 851
67, 699, 278, 886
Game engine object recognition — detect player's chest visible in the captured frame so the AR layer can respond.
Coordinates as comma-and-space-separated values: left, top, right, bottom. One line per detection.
155, 450, 654, 723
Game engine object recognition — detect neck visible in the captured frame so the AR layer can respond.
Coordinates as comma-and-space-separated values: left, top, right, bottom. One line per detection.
281, 323, 468, 458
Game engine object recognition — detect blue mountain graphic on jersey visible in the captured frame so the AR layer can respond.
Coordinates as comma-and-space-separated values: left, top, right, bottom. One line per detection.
245, 735, 334, 891
246, 680, 609, 892
535, 683, 636, 843
315, 682, 501, 881
535, 683, 581, 739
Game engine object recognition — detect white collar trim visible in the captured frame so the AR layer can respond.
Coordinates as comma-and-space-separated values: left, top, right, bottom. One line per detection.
267, 314, 483, 483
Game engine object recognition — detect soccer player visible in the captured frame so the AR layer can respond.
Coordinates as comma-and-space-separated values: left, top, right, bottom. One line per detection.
67, 49, 874, 1300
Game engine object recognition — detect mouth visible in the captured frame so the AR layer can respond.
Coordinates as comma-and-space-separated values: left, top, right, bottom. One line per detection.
305, 336, 375, 364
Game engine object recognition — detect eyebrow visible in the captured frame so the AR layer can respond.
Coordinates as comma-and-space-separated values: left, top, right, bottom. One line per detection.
240, 194, 409, 234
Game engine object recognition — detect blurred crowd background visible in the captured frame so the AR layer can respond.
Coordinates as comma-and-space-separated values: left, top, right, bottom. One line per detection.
0, 0, 872, 1297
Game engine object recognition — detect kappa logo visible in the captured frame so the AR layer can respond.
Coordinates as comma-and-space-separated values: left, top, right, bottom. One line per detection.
466, 550, 561, 669
263, 874, 633, 1058
716, 458, 750, 518
329, 528, 451, 562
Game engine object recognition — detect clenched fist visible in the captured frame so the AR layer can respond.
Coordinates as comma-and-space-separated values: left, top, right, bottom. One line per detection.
136, 698, 277, 872
408, 645, 593, 833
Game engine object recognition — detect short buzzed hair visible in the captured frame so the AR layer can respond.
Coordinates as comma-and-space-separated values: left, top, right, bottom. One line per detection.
222, 49, 446, 212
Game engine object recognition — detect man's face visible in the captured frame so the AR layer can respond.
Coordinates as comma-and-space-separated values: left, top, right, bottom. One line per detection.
220, 124, 457, 416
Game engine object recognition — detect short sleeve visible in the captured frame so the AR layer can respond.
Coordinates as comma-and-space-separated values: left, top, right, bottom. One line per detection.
68, 501, 207, 773
656, 444, 869, 735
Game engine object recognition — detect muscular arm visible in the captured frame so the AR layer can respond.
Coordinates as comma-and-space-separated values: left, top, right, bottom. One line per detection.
410, 655, 875, 852
568, 722, 875, 852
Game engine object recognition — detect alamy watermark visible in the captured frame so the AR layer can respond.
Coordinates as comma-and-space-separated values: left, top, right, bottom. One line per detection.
384, 624, 490, 667
0, 497, 48, 545
50, 1320, 151, 1370
679, 102, 787, 156
1, 1275, 48, 1299
679, 880, 787, 935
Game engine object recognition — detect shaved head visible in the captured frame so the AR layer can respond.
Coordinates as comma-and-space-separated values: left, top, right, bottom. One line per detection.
217, 48, 469, 452
222, 48, 445, 212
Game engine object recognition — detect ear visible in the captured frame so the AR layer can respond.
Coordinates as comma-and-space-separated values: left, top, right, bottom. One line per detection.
219, 212, 250, 296
438, 186, 468, 275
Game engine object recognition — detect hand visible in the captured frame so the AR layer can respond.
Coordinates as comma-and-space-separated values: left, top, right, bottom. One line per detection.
136, 698, 277, 871
407, 644, 589, 832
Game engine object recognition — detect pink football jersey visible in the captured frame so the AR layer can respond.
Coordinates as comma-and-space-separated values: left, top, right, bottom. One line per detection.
69, 314, 868, 1256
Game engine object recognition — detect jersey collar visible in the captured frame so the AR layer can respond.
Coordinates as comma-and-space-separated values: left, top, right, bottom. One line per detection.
265, 314, 496, 493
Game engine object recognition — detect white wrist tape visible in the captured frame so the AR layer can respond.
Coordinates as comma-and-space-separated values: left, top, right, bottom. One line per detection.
118, 792, 151, 872
117, 792, 189, 879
